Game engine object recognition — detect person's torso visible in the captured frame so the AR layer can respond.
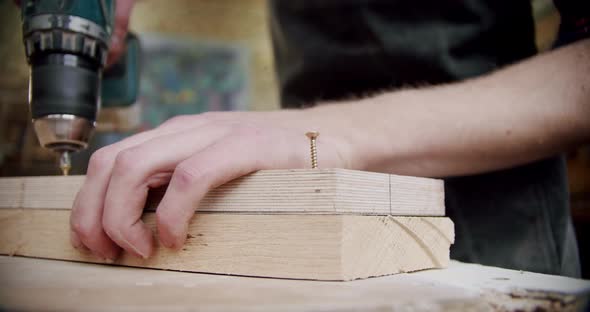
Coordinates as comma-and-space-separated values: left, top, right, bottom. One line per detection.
269, 0, 580, 277
270, 0, 537, 107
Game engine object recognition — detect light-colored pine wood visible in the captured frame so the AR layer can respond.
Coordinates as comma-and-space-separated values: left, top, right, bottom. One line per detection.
0, 169, 445, 216
0, 209, 453, 281
341, 216, 454, 280
0, 169, 448, 280
1, 256, 588, 312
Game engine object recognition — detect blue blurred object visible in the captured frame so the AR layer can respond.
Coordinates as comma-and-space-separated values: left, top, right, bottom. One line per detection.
138, 34, 249, 129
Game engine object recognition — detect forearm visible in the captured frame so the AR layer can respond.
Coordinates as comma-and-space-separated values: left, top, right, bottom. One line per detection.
306, 39, 590, 177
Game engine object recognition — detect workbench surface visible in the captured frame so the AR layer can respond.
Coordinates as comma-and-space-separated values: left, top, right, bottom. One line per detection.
0, 256, 588, 311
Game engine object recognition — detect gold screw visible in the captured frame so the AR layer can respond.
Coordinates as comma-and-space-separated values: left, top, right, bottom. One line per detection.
306, 131, 319, 169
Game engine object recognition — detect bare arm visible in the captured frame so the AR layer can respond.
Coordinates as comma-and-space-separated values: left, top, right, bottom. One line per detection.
306, 38, 590, 177
71, 39, 590, 261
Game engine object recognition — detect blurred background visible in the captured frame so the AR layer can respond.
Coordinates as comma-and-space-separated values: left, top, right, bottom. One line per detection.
0, 0, 588, 276
0, 0, 279, 177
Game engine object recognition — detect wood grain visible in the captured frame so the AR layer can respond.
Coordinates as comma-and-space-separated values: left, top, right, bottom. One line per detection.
0, 209, 454, 281
0, 169, 445, 215
1, 256, 588, 312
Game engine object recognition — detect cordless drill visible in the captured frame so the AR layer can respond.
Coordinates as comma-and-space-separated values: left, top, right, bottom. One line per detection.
20, 0, 139, 175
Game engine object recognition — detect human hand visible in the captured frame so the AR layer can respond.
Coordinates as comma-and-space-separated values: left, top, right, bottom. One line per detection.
69, 110, 355, 260
106, 0, 135, 67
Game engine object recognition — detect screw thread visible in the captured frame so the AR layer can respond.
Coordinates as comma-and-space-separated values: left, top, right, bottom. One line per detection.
306, 131, 320, 169
310, 138, 318, 169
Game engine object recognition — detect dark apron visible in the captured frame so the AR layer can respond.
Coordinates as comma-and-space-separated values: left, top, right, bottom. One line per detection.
269, 0, 581, 277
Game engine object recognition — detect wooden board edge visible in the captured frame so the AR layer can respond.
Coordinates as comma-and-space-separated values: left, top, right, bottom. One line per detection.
0, 209, 346, 280
340, 216, 455, 280
0, 170, 446, 216
0, 209, 453, 281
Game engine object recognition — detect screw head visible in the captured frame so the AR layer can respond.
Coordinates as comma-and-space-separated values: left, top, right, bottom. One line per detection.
306, 131, 319, 139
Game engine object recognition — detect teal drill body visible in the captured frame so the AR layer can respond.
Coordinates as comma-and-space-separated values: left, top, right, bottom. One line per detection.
21, 0, 115, 28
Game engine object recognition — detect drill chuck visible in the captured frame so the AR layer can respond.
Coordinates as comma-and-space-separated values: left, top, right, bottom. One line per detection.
21, 0, 115, 155
29, 53, 100, 152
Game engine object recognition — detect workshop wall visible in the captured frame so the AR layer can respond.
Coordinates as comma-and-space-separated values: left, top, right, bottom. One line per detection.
130, 0, 279, 112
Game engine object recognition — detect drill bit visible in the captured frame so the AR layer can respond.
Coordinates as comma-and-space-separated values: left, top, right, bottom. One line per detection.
59, 151, 72, 176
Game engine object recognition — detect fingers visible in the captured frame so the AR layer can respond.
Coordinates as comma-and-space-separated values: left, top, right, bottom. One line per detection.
70, 117, 207, 259
156, 127, 300, 249
72, 112, 320, 259
106, 0, 135, 67
101, 126, 232, 258
71, 179, 121, 260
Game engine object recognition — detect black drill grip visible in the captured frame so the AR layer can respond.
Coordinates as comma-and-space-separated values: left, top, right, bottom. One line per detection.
30, 53, 100, 121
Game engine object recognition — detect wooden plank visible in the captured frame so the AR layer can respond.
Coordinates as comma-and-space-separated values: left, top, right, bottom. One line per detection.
0, 209, 454, 281
1, 256, 588, 312
0, 169, 445, 216
342, 216, 454, 280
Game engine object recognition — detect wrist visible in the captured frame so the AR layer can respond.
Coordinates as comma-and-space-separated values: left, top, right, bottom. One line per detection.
304, 91, 421, 174
297, 99, 383, 171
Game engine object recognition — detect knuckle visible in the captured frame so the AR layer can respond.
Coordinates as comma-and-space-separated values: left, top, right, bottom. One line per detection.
113, 148, 143, 174
200, 111, 223, 121
159, 112, 230, 130
87, 147, 115, 177
159, 115, 190, 129
171, 164, 207, 192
